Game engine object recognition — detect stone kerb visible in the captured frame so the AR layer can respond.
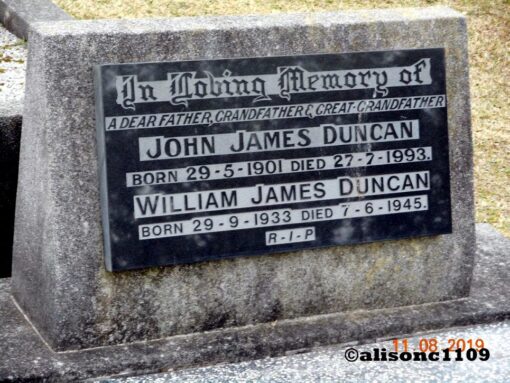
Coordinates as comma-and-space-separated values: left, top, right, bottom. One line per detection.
12, 7, 474, 352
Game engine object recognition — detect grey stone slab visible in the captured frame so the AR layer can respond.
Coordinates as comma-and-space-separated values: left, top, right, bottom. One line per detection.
1, 224, 509, 382
106, 320, 510, 383
12, 7, 475, 352
96, 49, 452, 271
0, 0, 72, 40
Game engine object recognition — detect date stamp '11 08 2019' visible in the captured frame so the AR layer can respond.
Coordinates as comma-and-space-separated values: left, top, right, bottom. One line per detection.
343, 338, 491, 363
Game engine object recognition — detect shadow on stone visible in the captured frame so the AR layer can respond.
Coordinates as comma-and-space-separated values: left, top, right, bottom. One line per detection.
0, 114, 21, 278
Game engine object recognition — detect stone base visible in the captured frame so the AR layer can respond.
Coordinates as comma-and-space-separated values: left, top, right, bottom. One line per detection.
0, 223, 508, 381
107, 321, 510, 382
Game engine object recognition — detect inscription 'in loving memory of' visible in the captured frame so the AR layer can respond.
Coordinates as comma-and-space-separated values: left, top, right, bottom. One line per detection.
95, 48, 452, 271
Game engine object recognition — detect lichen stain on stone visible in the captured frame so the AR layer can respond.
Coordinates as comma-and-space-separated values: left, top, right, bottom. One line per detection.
363, 256, 391, 286
87, 229, 466, 347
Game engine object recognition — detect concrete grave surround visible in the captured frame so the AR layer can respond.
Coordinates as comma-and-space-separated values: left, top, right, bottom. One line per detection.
3, 223, 508, 381
12, 7, 474, 352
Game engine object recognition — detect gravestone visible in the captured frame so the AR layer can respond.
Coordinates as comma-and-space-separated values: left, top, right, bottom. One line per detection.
12, 7, 475, 354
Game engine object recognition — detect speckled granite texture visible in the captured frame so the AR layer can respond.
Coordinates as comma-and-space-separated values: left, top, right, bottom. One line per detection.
1, 224, 508, 382
12, 7, 475, 352
107, 321, 510, 383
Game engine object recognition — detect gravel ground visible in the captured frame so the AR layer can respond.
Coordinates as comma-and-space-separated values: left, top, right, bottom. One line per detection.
105, 321, 510, 383
0, 25, 26, 106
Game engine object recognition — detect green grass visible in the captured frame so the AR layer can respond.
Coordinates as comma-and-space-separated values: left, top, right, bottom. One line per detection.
53, 0, 510, 236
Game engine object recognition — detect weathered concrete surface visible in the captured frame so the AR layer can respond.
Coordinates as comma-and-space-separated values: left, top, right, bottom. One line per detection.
0, 0, 71, 40
0, 24, 25, 278
109, 321, 510, 383
1, 224, 508, 382
12, 7, 475, 352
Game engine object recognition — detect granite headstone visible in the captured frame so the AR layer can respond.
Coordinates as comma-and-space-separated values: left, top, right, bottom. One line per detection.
12, 7, 474, 352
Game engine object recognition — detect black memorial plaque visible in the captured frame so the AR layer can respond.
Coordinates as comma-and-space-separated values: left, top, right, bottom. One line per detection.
95, 48, 452, 271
